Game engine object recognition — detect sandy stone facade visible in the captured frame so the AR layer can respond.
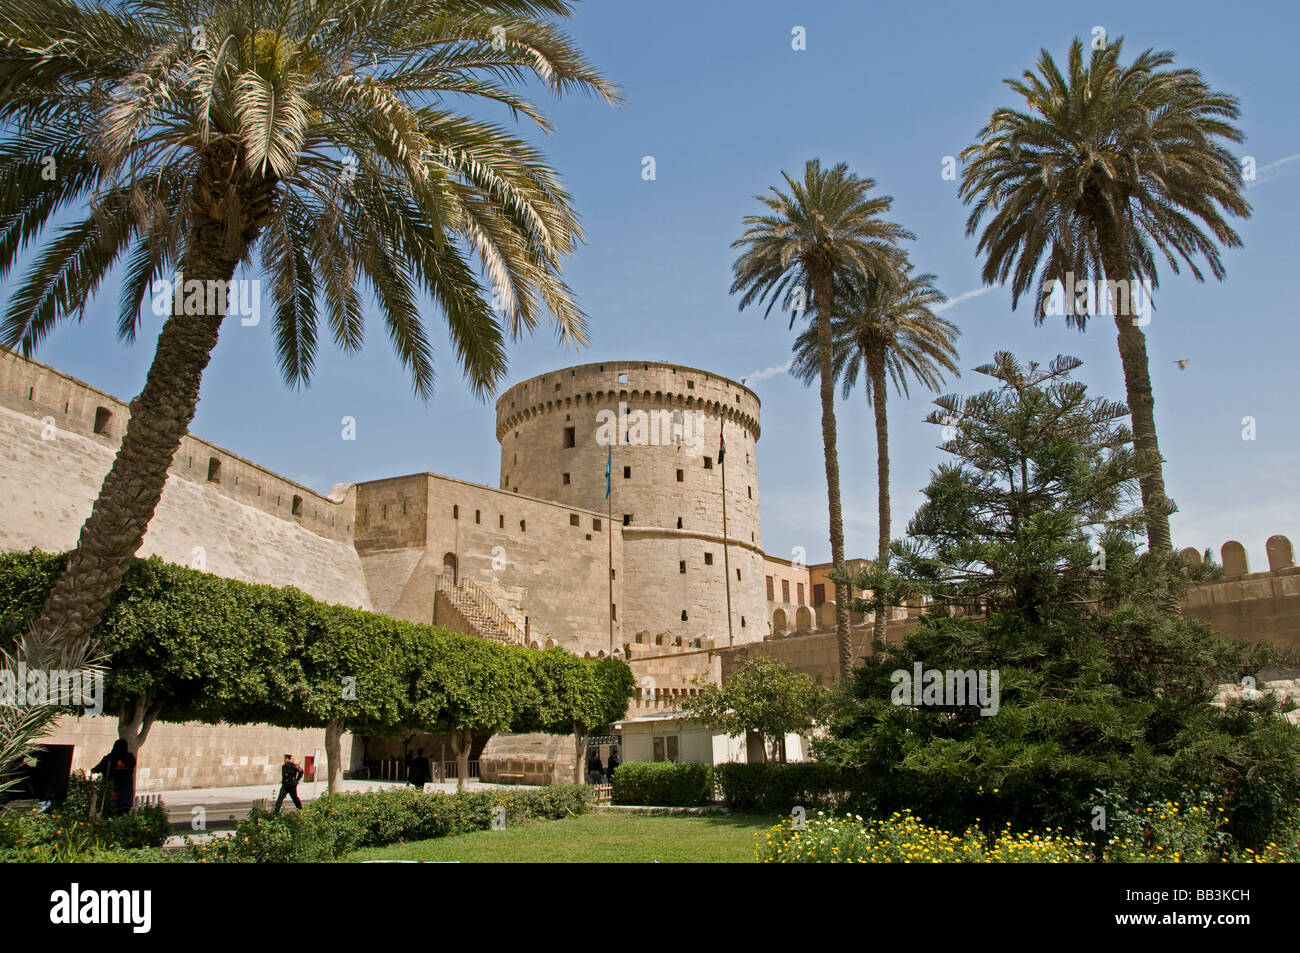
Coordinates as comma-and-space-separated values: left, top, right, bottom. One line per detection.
496, 361, 767, 647
3, 348, 1296, 789
0, 353, 773, 786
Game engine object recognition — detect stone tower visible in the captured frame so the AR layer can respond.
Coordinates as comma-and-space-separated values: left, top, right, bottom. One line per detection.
496, 361, 767, 647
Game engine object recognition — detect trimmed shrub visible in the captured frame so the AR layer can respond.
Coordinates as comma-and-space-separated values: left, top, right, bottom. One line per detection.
715, 762, 854, 815
0, 799, 171, 862
101, 805, 172, 848
611, 761, 712, 806
0, 550, 635, 750
189, 784, 593, 862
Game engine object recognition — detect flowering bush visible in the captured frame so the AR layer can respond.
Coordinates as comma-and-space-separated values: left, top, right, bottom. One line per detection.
755, 801, 1299, 863
756, 810, 1088, 863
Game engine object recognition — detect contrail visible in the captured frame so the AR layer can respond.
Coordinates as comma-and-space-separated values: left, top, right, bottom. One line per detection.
935, 283, 1002, 313
1249, 152, 1300, 187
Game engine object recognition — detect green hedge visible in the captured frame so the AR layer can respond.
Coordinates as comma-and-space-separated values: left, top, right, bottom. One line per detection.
0, 791, 172, 863
0, 549, 634, 739
715, 762, 856, 815
189, 785, 594, 862
611, 761, 713, 806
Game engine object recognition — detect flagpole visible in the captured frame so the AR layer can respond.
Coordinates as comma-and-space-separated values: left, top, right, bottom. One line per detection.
720, 421, 734, 647
607, 442, 614, 657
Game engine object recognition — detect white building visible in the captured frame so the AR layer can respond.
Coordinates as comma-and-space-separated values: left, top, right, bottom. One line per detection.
614, 710, 812, 766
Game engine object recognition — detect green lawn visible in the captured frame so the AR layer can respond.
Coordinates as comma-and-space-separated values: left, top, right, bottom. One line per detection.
343, 811, 780, 863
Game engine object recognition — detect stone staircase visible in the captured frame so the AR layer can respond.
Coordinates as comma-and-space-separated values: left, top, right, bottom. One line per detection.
435, 573, 526, 646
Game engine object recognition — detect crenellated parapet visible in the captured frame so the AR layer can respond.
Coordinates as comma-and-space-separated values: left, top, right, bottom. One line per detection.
1182, 535, 1300, 649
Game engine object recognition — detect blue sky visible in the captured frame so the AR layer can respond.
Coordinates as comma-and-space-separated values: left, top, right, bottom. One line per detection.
11, 0, 1299, 570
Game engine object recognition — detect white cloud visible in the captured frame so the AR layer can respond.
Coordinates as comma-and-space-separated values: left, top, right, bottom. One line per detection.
744, 360, 793, 383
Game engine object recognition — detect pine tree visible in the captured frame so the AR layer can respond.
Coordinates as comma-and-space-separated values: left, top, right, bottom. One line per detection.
823, 353, 1300, 851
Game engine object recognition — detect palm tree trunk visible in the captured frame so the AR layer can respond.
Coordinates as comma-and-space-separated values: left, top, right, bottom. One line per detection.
811, 270, 851, 677
867, 353, 890, 644
1098, 229, 1173, 553
29, 138, 274, 647
1112, 316, 1172, 552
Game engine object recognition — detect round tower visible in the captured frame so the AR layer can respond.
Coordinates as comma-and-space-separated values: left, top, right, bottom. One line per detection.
496, 361, 766, 646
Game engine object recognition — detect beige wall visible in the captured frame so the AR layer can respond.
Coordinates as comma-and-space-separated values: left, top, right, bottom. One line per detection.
45, 713, 359, 793
618, 720, 718, 766
1182, 538, 1300, 650
0, 351, 370, 608
355, 472, 624, 657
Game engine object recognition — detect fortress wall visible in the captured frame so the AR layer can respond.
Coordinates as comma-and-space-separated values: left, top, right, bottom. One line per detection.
717, 618, 921, 686
47, 713, 359, 793
620, 529, 768, 645
0, 352, 373, 785
495, 361, 761, 537
355, 473, 623, 656
0, 364, 371, 608
1181, 537, 1300, 649
357, 546, 428, 618
0, 350, 352, 544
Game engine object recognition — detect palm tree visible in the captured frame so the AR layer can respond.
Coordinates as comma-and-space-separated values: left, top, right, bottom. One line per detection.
731, 159, 913, 678
959, 37, 1250, 554
791, 264, 959, 643
0, 0, 619, 647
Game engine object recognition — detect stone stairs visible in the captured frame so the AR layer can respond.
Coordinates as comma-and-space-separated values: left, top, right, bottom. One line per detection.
435, 573, 526, 646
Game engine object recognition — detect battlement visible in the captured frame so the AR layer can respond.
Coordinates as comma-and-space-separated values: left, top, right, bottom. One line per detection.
1183, 536, 1300, 649
1181, 536, 1297, 578
495, 360, 761, 442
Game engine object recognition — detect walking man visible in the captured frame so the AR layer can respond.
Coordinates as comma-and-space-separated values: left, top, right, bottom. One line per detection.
275, 753, 304, 812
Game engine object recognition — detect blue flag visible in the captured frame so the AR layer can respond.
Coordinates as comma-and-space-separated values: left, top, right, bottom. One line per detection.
605, 443, 612, 499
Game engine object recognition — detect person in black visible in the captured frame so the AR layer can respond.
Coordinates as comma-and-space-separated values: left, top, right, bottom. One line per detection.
587, 748, 603, 785
91, 739, 136, 815
408, 748, 431, 789
275, 754, 304, 812
606, 746, 620, 781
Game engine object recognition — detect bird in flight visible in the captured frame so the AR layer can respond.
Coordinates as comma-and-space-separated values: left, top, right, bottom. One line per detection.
1173, 359, 1190, 370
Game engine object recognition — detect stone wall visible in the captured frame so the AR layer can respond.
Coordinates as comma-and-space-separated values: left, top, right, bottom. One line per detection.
478, 733, 573, 785
45, 713, 360, 793
0, 351, 370, 607
1182, 537, 1300, 650
0, 352, 374, 786
355, 472, 623, 657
